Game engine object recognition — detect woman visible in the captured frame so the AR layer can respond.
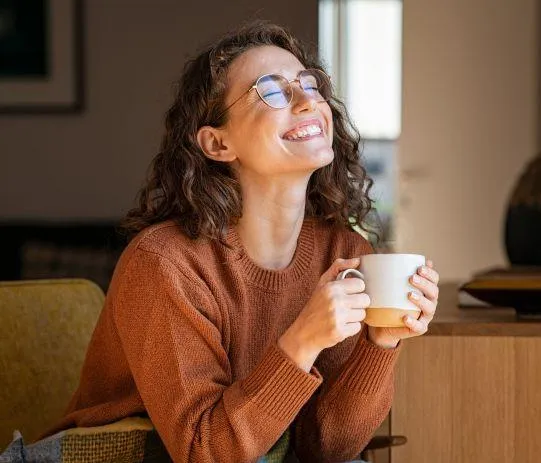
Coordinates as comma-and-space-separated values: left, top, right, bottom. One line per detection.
50, 22, 439, 462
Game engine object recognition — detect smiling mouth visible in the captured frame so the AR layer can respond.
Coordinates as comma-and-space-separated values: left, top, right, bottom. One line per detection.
282, 123, 323, 141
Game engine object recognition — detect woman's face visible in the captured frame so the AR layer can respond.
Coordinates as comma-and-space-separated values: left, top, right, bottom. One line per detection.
222, 45, 334, 179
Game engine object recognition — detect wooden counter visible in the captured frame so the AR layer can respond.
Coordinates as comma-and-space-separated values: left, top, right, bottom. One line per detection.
426, 282, 541, 337
391, 283, 541, 463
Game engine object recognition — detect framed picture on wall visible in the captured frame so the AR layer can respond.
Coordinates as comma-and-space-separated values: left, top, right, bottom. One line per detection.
0, 0, 84, 114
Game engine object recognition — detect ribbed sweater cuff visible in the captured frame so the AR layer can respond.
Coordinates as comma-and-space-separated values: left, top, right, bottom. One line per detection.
337, 329, 401, 395
242, 344, 322, 422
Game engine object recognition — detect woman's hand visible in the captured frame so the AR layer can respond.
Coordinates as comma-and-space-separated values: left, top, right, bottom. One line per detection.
278, 258, 370, 371
368, 259, 440, 349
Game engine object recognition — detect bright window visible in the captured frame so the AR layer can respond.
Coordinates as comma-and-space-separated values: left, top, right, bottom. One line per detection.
319, 0, 403, 244
319, 0, 402, 139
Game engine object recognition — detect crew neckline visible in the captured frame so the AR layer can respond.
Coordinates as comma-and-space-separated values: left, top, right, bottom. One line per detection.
225, 219, 316, 291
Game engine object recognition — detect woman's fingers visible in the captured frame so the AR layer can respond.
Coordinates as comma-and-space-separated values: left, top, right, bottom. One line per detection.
404, 314, 429, 335
319, 257, 361, 286
408, 291, 437, 319
345, 292, 370, 309
343, 293, 369, 323
336, 277, 366, 294
410, 274, 439, 302
343, 321, 363, 337
332, 257, 361, 275
345, 308, 367, 323
405, 289, 437, 336
419, 260, 439, 284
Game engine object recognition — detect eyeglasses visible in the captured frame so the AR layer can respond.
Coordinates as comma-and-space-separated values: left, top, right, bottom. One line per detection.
218, 68, 332, 119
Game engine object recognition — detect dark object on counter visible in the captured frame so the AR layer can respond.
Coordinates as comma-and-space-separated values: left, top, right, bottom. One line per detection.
460, 267, 541, 319
504, 152, 541, 266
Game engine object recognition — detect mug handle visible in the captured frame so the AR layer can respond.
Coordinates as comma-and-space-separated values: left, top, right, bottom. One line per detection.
336, 268, 364, 280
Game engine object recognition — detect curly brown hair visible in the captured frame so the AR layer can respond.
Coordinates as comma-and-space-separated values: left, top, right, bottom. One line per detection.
122, 21, 377, 242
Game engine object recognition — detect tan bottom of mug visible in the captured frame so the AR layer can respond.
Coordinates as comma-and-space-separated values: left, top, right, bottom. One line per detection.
364, 307, 421, 328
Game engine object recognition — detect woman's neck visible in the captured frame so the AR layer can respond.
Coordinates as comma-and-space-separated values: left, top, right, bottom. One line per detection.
235, 176, 309, 270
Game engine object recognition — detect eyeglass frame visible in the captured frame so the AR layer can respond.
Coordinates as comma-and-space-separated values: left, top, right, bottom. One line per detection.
216, 68, 332, 121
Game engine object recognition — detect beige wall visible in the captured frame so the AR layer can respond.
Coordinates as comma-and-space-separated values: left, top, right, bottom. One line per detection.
0, 1, 317, 220
396, 0, 540, 280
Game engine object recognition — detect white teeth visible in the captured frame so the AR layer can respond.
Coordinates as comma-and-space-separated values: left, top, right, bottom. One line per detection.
285, 124, 322, 140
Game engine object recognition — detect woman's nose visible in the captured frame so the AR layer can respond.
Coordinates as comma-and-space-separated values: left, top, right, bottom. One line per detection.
290, 84, 318, 113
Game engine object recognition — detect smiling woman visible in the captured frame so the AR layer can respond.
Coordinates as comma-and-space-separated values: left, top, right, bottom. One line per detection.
122, 23, 375, 243
38, 21, 439, 463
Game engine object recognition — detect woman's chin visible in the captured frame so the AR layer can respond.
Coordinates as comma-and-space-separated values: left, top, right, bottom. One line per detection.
283, 138, 332, 159
303, 146, 334, 169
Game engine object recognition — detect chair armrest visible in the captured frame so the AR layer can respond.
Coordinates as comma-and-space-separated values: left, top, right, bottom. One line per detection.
364, 435, 407, 451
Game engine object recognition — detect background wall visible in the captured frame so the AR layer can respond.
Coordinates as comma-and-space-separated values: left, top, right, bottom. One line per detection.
1, 0, 539, 281
396, 0, 540, 280
0, 0, 318, 220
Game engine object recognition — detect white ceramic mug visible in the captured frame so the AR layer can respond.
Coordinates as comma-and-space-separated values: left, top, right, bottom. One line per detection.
336, 253, 426, 327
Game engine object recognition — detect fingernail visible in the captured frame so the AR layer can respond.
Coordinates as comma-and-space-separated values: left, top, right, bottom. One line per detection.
413, 274, 421, 283
410, 291, 420, 300
419, 266, 427, 275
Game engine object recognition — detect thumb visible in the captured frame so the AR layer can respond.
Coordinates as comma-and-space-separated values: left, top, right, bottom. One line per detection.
319, 257, 362, 286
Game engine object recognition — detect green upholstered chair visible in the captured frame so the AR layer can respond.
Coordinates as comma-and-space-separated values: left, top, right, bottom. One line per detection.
0, 279, 104, 450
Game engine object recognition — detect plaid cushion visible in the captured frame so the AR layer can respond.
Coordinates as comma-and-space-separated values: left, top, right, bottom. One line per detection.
0, 418, 291, 463
0, 418, 156, 463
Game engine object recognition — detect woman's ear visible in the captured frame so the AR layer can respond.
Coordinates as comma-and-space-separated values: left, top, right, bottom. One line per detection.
196, 126, 237, 163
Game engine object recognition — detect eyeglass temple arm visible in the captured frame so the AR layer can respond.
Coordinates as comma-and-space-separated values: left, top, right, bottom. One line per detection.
218, 85, 257, 119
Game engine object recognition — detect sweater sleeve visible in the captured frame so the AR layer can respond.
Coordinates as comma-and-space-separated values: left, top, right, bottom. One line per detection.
112, 248, 322, 463
292, 327, 399, 462
292, 231, 400, 462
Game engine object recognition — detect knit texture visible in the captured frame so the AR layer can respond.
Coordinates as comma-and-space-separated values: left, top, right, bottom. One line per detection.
45, 218, 399, 463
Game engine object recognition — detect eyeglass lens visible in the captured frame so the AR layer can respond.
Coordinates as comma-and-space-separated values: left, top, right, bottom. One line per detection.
255, 70, 330, 109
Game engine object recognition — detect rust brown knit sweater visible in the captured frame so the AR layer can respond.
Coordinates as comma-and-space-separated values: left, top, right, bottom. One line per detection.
47, 218, 399, 462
